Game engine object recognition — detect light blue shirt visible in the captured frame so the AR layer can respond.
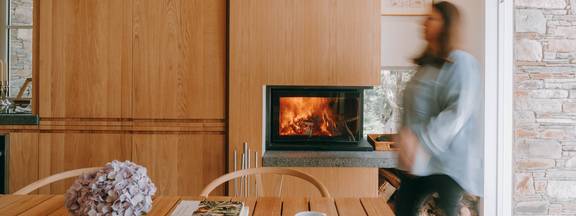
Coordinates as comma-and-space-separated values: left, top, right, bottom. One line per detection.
402, 50, 484, 196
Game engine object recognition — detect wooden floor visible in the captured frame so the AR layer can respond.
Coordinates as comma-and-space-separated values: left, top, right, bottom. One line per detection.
0, 195, 395, 216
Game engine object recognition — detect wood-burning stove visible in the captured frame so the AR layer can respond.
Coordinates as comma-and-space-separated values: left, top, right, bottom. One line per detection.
266, 86, 373, 151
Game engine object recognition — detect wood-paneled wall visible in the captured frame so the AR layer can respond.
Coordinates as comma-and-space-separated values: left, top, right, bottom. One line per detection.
229, 0, 381, 197
9, 0, 381, 197
38, 0, 226, 120
229, 0, 380, 168
38, 0, 132, 118
8, 133, 39, 194
132, 134, 226, 195
37, 133, 132, 194
132, 0, 226, 119
7, 0, 227, 196
261, 168, 378, 198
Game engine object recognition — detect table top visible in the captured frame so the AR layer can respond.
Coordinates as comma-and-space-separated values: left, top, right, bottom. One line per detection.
0, 195, 395, 216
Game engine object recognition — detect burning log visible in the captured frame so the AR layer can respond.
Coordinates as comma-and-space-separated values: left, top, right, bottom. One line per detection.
279, 97, 340, 137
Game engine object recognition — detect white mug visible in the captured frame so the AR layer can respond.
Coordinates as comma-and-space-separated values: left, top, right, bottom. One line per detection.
294, 211, 327, 216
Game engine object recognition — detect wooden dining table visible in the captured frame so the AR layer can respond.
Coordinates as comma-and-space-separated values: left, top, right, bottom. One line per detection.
0, 195, 394, 216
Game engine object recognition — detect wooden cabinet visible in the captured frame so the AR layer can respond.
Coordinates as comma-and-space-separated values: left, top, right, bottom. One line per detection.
8, 133, 39, 194
37, 133, 132, 194
38, 0, 133, 118
34, 0, 228, 196
132, 134, 226, 195
39, 0, 227, 120
8, 132, 225, 195
131, 0, 226, 119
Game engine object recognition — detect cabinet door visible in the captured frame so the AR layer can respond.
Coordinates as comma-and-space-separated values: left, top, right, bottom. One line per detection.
132, 0, 226, 119
8, 133, 39, 194
38, 133, 131, 194
132, 134, 226, 195
38, 0, 132, 118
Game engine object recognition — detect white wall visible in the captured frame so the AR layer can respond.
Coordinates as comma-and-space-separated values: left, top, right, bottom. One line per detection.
381, 16, 425, 66
381, 0, 485, 67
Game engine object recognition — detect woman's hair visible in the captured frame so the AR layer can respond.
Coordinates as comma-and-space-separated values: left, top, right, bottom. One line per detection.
413, 1, 461, 67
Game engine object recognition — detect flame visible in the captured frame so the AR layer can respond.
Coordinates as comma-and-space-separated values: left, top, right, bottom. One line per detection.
279, 97, 339, 137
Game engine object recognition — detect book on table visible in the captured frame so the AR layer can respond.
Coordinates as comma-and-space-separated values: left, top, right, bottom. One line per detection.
170, 200, 249, 216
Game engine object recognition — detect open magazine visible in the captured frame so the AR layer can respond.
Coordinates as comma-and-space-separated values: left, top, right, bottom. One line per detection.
170, 200, 249, 216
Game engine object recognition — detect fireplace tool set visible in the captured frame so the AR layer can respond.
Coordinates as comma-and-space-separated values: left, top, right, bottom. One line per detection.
233, 142, 260, 197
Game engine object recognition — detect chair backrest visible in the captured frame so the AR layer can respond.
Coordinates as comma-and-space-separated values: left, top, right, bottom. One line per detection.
13, 167, 101, 195
200, 167, 331, 198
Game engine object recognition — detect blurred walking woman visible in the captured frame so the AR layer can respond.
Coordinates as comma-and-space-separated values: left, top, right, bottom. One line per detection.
396, 1, 483, 216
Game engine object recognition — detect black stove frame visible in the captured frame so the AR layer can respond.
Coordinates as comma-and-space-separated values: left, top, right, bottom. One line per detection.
265, 86, 372, 151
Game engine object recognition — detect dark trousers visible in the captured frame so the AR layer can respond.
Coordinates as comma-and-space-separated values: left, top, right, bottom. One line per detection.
395, 174, 464, 216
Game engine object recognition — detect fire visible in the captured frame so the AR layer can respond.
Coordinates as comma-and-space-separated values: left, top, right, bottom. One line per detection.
279, 97, 339, 137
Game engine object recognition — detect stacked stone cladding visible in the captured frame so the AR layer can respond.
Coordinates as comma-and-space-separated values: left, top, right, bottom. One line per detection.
515, 0, 576, 215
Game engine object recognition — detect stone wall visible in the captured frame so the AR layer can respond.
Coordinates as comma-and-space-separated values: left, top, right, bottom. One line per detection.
514, 0, 576, 215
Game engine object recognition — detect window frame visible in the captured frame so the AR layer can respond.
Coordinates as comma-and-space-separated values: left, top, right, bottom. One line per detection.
2, 0, 33, 97
484, 0, 514, 215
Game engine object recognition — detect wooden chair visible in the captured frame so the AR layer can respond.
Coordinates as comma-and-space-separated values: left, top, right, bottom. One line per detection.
200, 167, 331, 198
13, 167, 101, 195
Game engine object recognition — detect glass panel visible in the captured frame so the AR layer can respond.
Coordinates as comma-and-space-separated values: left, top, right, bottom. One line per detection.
363, 68, 416, 136
279, 97, 341, 137
270, 88, 362, 144
9, 0, 33, 26
8, 28, 32, 98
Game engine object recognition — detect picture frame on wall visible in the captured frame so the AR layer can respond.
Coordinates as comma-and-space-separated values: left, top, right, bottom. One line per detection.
381, 0, 433, 16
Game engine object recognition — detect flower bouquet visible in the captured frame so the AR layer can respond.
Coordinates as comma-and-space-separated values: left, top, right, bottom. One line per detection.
65, 160, 157, 216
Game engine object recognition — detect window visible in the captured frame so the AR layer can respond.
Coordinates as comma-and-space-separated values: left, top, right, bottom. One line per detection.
2, 0, 33, 98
